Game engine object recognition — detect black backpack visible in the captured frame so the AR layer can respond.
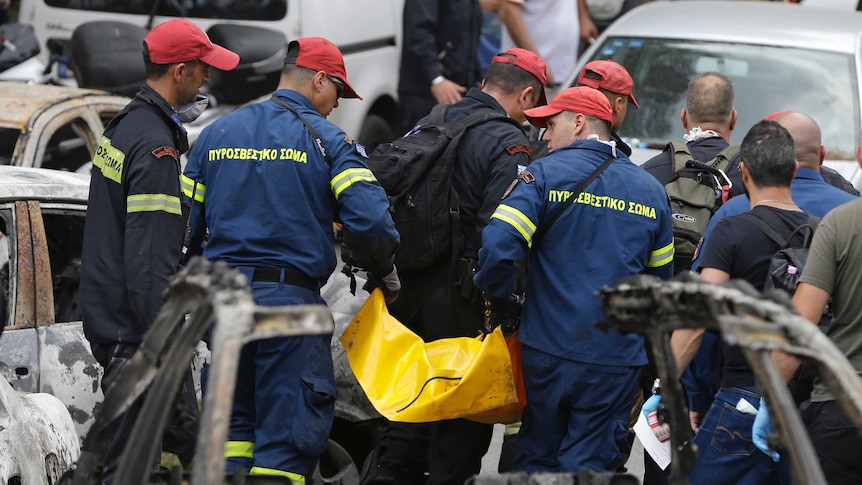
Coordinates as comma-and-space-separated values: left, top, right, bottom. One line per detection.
664, 141, 739, 274
741, 210, 819, 295
353, 104, 521, 274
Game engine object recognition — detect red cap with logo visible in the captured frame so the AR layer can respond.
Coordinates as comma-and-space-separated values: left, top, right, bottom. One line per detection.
144, 19, 239, 71
491, 48, 548, 105
577, 60, 639, 108
524, 86, 614, 128
285, 37, 362, 100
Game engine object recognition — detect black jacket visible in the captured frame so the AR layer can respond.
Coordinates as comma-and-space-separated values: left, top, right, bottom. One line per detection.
80, 85, 188, 345
398, 0, 482, 95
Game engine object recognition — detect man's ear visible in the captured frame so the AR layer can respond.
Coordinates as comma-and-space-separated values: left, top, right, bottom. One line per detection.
680, 108, 688, 130
729, 109, 738, 131
313, 70, 328, 93
171, 63, 186, 82
520, 85, 535, 107
613, 95, 625, 114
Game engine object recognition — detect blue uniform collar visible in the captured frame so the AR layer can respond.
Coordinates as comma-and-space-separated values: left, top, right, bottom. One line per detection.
795, 167, 825, 182
134, 84, 189, 153
272, 89, 318, 112
558, 138, 623, 159
463, 87, 509, 116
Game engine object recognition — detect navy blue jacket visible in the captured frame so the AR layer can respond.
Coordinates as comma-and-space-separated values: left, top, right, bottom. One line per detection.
399, 0, 482, 95
80, 84, 188, 344
475, 140, 674, 366
183, 90, 399, 284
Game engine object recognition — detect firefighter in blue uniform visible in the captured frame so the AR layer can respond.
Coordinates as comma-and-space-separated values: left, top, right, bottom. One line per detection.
182, 37, 400, 483
79, 19, 239, 484
474, 87, 674, 473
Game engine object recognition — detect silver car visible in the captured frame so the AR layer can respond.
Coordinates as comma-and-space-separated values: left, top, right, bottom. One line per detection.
570, 0, 862, 188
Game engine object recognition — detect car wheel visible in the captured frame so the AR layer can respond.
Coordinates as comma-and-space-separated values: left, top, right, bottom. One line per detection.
357, 114, 395, 154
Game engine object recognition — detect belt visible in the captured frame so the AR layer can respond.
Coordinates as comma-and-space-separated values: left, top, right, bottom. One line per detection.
251, 267, 318, 291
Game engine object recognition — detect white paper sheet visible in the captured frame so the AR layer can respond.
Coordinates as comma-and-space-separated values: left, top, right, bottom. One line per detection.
634, 410, 672, 470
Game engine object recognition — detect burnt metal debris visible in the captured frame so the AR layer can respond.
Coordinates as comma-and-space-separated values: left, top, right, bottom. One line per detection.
68, 257, 333, 485
597, 273, 862, 485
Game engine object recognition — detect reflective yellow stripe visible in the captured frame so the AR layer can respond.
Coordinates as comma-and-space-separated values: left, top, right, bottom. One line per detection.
646, 241, 674, 268
93, 136, 125, 184
180, 174, 206, 203
224, 441, 254, 459
127, 194, 182, 215
331, 168, 377, 199
250, 466, 305, 483
490, 204, 537, 247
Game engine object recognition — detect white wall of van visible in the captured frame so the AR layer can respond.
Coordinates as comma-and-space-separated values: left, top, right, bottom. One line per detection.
18, 0, 405, 147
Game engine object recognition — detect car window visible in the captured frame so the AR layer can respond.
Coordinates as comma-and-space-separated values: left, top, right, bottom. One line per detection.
0, 209, 11, 331
0, 128, 20, 166
586, 37, 858, 160
43, 0, 287, 20
40, 207, 85, 323
40, 119, 96, 172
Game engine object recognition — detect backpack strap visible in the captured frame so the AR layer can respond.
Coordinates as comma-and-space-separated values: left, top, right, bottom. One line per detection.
270, 95, 332, 165
741, 210, 820, 248
667, 140, 693, 174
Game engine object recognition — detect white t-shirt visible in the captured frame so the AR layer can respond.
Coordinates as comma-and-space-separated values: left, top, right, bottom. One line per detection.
500, 0, 580, 90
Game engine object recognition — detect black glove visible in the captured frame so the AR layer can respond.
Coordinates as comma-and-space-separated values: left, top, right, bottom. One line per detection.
363, 265, 401, 304
483, 294, 522, 336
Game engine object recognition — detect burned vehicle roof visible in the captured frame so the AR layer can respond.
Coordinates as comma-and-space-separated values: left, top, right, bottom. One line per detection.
0, 166, 90, 202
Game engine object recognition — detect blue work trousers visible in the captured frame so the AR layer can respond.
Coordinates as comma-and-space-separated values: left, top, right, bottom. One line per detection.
515, 345, 640, 473
225, 277, 335, 481
689, 386, 791, 485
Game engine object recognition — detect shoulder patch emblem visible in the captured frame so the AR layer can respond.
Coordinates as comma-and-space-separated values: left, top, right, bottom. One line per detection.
506, 143, 532, 158
152, 146, 178, 161
518, 170, 535, 183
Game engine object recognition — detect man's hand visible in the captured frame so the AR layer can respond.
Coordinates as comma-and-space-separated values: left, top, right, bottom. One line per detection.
483, 295, 521, 335
689, 410, 705, 433
431, 78, 467, 105
753, 399, 780, 462
364, 265, 401, 304
642, 394, 671, 443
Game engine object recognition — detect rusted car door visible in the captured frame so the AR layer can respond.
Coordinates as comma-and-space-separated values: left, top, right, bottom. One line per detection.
0, 200, 102, 439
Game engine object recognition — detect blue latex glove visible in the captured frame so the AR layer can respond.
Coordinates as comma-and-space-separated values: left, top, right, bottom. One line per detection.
642, 394, 670, 442
753, 398, 780, 462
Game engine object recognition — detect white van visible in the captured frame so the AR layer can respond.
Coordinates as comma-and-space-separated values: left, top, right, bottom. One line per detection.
17, 0, 404, 148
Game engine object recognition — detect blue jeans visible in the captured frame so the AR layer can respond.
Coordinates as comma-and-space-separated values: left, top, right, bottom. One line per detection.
689, 386, 791, 485
515, 345, 640, 473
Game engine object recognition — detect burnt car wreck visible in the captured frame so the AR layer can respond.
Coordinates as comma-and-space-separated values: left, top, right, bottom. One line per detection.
598, 274, 862, 485
64, 257, 347, 485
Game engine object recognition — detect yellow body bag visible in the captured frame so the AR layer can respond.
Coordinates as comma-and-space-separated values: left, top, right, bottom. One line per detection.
340, 289, 519, 423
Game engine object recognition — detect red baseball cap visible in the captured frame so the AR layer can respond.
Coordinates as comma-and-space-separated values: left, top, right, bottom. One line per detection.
763, 110, 790, 121
285, 37, 362, 100
577, 60, 639, 108
524, 86, 614, 128
144, 19, 239, 71
491, 48, 548, 105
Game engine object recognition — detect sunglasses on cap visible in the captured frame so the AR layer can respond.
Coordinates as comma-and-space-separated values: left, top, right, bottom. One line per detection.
327, 75, 344, 99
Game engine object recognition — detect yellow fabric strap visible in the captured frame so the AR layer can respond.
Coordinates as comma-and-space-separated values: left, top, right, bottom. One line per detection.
646, 241, 674, 268
490, 204, 537, 247
331, 168, 377, 200
224, 440, 254, 459
126, 194, 182, 215
250, 466, 305, 484
180, 174, 206, 203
